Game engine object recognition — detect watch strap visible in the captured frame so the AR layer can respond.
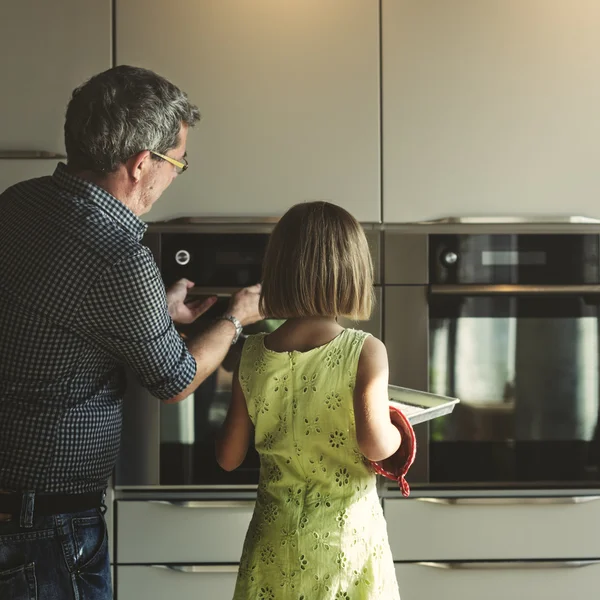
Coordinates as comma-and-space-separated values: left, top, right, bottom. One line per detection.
216, 314, 243, 345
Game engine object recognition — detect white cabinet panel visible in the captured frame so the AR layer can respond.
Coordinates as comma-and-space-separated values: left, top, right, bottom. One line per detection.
117, 500, 253, 563
395, 561, 600, 600
117, 565, 237, 600
0, 1, 111, 154
0, 160, 58, 194
384, 496, 600, 561
382, 0, 600, 222
117, 0, 380, 221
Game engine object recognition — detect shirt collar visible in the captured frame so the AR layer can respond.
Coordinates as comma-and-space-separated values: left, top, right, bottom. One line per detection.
52, 163, 148, 241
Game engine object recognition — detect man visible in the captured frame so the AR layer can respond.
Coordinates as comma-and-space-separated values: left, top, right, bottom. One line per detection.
0, 65, 261, 599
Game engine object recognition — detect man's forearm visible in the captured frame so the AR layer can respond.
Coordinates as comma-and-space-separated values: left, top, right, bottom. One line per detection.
165, 319, 237, 403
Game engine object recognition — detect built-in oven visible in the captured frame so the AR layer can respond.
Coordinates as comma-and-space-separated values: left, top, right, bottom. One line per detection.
115, 218, 382, 489
384, 230, 600, 490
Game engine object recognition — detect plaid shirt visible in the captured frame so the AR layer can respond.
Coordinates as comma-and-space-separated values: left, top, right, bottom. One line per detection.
0, 163, 196, 494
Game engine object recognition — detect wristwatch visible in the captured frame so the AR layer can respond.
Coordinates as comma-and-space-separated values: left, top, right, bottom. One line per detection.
217, 314, 243, 345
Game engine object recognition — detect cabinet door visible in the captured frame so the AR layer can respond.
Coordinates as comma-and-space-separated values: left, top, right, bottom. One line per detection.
117, 0, 380, 221
0, 1, 112, 155
396, 561, 600, 600
0, 160, 57, 194
117, 500, 254, 564
385, 496, 600, 561
382, 0, 600, 222
117, 565, 237, 600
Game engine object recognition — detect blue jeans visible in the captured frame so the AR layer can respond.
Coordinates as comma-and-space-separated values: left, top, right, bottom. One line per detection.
0, 499, 111, 600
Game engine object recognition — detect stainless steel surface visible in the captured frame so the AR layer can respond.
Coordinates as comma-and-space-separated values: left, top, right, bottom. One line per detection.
384, 233, 428, 284
0, 150, 67, 159
411, 216, 600, 224
415, 495, 600, 505
151, 565, 239, 573
338, 287, 382, 338
188, 286, 244, 297
164, 216, 280, 224
148, 500, 255, 509
384, 285, 430, 483
415, 560, 600, 570
116, 370, 160, 486
430, 284, 600, 296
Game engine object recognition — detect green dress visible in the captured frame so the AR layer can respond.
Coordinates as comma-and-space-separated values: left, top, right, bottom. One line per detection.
233, 329, 400, 600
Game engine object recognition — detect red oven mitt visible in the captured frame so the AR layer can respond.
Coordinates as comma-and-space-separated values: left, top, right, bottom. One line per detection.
370, 404, 417, 497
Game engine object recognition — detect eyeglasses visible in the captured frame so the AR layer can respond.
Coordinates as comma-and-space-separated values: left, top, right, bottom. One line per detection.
149, 150, 188, 174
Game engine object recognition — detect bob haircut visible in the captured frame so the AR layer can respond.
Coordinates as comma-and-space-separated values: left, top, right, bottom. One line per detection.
260, 201, 374, 320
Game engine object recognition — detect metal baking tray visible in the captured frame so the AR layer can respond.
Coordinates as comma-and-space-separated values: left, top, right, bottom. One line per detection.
388, 385, 460, 425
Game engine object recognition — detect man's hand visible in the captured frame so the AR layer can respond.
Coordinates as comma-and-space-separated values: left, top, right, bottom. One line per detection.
227, 283, 263, 326
167, 279, 217, 325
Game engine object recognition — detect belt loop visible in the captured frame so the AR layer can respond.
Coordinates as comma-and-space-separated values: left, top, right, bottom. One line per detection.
100, 488, 108, 515
19, 491, 35, 528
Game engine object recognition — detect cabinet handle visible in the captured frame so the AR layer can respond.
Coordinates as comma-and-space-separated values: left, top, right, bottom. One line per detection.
417, 560, 600, 570
0, 150, 66, 159
415, 496, 600, 505
430, 284, 600, 296
148, 500, 255, 509
151, 564, 239, 574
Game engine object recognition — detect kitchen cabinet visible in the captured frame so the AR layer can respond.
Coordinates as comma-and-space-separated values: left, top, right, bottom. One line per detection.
384, 496, 600, 561
0, 160, 58, 194
0, 1, 112, 156
395, 561, 600, 600
116, 0, 380, 222
117, 565, 237, 600
116, 500, 253, 564
386, 496, 600, 599
382, 0, 600, 222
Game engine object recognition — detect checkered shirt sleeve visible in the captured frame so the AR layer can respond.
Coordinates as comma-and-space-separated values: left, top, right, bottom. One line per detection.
74, 248, 196, 400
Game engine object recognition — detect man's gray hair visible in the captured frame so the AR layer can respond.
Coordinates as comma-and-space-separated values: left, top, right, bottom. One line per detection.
64, 65, 200, 174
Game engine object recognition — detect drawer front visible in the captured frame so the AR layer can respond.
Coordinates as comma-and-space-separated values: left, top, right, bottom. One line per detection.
117, 500, 253, 563
117, 565, 237, 600
396, 560, 600, 600
384, 496, 600, 560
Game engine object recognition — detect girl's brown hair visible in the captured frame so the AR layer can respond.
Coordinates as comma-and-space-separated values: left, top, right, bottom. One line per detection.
260, 201, 374, 320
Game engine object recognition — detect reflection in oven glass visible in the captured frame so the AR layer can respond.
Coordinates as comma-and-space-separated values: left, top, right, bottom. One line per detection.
159, 317, 285, 486
428, 305, 600, 486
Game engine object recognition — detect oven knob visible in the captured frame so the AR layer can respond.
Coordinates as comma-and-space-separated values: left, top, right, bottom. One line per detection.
175, 250, 191, 266
442, 251, 458, 265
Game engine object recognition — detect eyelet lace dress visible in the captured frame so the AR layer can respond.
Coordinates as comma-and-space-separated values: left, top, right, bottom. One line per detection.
233, 329, 400, 600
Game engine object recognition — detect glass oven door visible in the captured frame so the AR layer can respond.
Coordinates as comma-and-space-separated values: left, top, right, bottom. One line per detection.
428, 287, 600, 488
159, 296, 283, 487
159, 289, 383, 487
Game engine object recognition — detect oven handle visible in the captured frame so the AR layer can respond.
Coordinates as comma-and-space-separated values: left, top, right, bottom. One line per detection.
429, 284, 600, 296
150, 565, 239, 573
415, 496, 600, 505
188, 286, 240, 297
148, 500, 255, 509
416, 560, 600, 570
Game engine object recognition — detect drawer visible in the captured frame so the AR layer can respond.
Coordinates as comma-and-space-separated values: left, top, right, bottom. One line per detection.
116, 500, 253, 563
384, 495, 600, 561
117, 565, 237, 600
396, 560, 600, 600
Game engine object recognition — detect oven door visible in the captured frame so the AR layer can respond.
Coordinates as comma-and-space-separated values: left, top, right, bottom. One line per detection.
117, 288, 382, 489
390, 284, 600, 490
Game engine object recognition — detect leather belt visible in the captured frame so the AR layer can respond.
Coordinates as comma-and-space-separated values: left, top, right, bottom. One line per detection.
0, 491, 104, 517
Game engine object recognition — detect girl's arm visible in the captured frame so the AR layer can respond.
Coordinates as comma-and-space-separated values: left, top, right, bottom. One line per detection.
215, 365, 253, 471
353, 335, 402, 462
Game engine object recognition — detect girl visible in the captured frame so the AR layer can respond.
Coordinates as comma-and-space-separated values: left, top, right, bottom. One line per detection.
216, 201, 402, 600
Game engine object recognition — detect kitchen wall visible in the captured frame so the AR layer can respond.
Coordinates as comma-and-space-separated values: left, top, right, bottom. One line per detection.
3, 1, 600, 222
